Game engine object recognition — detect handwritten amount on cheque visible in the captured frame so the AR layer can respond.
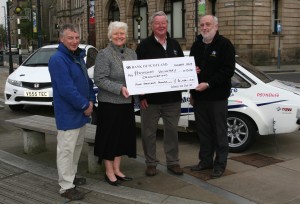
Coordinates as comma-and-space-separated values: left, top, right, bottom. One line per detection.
135, 77, 196, 89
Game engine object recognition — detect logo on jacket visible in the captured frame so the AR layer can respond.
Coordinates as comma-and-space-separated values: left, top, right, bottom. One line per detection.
173, 50, 178, 56
210, 51, 217, 57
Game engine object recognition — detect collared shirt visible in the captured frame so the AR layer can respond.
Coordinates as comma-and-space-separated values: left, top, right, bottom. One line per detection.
154, 35, 167, 50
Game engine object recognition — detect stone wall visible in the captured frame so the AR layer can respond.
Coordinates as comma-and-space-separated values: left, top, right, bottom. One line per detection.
54, 0, 300, 65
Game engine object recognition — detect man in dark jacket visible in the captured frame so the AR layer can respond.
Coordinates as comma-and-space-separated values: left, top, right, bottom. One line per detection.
49, 24, 95, 200
189, 15, 235, 178
136, 11, 184, 176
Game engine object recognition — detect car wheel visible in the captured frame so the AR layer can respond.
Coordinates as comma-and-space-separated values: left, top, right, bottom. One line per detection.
9, 104, 24, 111
227, 113, 257, 153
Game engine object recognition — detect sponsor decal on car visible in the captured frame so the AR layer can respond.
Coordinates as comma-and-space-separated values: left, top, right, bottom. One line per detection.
277, 107, 293, 114
257, 93, 279, 97
230, 88, 238, 96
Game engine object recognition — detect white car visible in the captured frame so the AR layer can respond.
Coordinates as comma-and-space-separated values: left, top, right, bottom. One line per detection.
225, 59, 300, 152
131, 56, 300, 152
4, 44, 98, 111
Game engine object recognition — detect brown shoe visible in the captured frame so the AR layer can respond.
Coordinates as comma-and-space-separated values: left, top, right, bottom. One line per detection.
145, 165, 157, 176
61, 187, 84, 200
167, 164, 183, 175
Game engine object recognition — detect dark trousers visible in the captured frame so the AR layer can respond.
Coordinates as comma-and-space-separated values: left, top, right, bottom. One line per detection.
194, 100, 228, 170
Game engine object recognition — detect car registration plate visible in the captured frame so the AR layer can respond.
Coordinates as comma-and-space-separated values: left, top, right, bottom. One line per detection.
24, 91, 49, 97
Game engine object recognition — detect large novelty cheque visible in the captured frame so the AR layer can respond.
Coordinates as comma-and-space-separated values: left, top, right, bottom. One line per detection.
123, 57, 198, 95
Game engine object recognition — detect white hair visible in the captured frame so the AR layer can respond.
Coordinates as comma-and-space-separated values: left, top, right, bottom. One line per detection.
108, 21, 128, 40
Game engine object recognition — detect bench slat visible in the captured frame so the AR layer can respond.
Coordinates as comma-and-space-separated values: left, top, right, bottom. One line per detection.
6, 115, 96, 142
6, 115, 57, 135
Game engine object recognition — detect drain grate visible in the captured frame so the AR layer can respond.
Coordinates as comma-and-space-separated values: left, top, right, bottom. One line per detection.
183, 167, 234, 181
230, 153, 284, 168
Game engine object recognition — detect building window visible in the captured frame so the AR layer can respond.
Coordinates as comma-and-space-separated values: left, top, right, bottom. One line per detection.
164, 0, 185, 39
272, 0, 280, 34
63, 0, 66, 10
59, 0, 63, 10
210, 0, 217, 16
133, 0, 148, 40
108, 0, 120, 23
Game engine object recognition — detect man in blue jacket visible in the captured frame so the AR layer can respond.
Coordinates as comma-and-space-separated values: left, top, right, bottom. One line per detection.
49, 23, 95, 200
189, 15, 235, 179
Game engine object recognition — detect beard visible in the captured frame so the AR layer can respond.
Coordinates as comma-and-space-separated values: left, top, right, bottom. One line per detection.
201, 30, 216, 43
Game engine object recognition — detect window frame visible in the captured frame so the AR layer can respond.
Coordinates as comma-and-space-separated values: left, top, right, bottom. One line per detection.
108, 0, 120, 23
164, 0, 185, 39
133, 0, 148, 41
272, 0, 279, 34
210, 0, 217, 16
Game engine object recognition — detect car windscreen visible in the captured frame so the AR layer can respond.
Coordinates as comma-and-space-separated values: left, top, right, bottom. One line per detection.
236, 58, 273, 83
23, 48, 57, 66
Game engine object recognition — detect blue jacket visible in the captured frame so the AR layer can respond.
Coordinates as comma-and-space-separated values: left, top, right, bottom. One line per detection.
49, 43, 96, 130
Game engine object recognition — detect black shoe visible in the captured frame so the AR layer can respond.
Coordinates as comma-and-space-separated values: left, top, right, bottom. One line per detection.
61, 187, 84, 200
73, 177, 86, 186
211, 169, 224, 179
115, 175, 133, 181
190, 163, 213, 172
104, 174, 120, 186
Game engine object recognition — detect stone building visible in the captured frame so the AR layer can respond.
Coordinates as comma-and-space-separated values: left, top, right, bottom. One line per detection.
53, 0, 300, 65
49, 0, 90, 44
8, 0, 53, 50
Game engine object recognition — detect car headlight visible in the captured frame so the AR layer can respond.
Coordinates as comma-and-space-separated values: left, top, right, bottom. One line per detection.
8, 78, 22, 87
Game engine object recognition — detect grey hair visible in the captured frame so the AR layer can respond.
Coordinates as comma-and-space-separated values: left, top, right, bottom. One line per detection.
108, 21, 128, 40
213, 16, 218, 24
201, 15, 218, 24
149, 11, 168, 25
59, 23, 79, 37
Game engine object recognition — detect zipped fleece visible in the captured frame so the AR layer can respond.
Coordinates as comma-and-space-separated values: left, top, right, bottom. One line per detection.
136, 33, 184, 104
49, 43, 96, 130
190, 32, 235, 101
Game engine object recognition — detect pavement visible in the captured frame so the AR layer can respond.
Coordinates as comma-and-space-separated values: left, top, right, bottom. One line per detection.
1, 60, 300, 204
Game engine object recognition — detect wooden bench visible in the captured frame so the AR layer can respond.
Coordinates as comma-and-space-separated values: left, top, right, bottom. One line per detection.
5, 115, 100, 173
